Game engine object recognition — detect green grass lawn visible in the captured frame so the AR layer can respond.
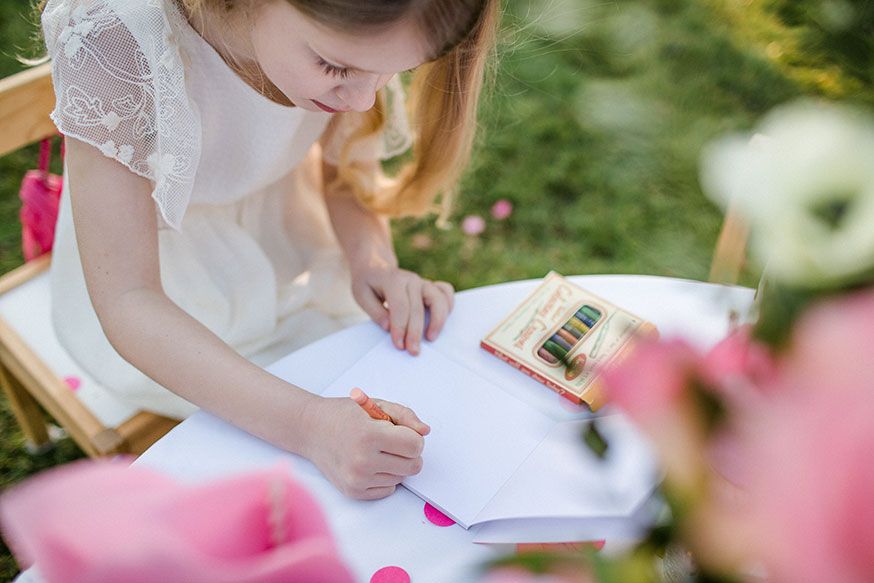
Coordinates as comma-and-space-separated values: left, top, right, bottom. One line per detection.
1, 0, 871, 578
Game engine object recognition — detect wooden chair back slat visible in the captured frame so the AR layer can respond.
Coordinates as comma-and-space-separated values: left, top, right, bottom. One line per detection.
0, 63, 56, 157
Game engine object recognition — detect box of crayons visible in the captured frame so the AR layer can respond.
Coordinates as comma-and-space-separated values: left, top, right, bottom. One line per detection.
480, 272, 658, 410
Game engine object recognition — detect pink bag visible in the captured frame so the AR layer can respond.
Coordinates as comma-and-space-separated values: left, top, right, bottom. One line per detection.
19, 138, 63, 261
0, 460, 354, 583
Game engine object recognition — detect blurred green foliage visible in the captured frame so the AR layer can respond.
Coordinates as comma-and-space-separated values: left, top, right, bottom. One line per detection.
1, 0, 872, 579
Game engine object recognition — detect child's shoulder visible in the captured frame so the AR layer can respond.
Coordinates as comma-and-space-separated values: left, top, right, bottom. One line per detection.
42, 0, 182, 65
43, 0, 200, 230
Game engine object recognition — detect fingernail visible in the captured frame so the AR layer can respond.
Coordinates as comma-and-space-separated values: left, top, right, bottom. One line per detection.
394, 336, 404, 349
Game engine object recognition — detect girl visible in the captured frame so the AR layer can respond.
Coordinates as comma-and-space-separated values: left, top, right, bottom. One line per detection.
39, 0, 498, 499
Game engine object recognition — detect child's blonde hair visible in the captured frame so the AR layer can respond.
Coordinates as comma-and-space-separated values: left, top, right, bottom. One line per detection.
187, 0, 499, 222
36, 0, 498, 221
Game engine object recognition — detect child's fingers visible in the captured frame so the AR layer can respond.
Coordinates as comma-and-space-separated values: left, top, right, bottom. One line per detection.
370, 472, 408, 487
423, 282, 450, 342
376, 453, 423, 477
434, 281, 455, 311
404, 279, 425, 355
384, 283, 411, 350
353, 281, 390, 330
360, 485, 397, 500
377, 400, 431, 437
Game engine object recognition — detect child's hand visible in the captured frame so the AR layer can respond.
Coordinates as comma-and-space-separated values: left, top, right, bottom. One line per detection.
351, 265, 454, 355
304, 396, 430, 500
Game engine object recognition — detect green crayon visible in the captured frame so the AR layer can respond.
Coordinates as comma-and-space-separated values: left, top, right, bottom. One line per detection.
580, 305, 601, 322
543, 340, 569, 362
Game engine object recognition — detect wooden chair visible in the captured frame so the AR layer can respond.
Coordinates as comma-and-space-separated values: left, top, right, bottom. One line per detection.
708, 203, 749, 286
0, 64, 179, 458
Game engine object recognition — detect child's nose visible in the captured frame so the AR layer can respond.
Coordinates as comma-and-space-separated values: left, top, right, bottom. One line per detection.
339, 74, 391, 112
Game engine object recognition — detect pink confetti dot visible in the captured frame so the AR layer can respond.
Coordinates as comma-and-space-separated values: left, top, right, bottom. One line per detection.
370, 566, 410, 583
424, 502, 456, 527
63, 376, 81, 391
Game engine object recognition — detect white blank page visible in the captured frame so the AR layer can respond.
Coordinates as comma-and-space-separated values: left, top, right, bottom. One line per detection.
321, 341, 554, 528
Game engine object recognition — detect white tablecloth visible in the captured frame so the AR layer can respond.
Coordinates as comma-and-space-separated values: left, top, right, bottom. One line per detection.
130, 275, 753, 582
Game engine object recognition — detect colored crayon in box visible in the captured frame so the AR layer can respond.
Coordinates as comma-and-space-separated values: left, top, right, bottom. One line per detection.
562, 323, 583, 340
550, 333, 573, 352
538, 347, 559, 364
566, 317, 589, 336
556, 328, 578, 346
543, 340, 569, 363
580, 305, 601, 321
574, 310, 597, 329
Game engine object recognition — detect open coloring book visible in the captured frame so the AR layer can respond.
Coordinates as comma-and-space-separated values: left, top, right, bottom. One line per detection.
290, 340, 659, 541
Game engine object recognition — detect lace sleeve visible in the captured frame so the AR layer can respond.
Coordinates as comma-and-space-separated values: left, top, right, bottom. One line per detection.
321, 75, 413, 166
41, 0, 200, 230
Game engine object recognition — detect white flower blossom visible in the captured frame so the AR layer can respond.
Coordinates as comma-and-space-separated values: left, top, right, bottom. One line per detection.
701, 100, 874, 288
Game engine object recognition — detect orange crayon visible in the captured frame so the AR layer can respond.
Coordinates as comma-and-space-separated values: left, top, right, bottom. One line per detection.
350, 388, 394, 423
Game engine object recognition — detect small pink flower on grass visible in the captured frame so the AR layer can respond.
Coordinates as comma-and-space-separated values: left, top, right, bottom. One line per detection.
490, 199, 514, 220
410, 233, 433, 250
461, 214, 486, 236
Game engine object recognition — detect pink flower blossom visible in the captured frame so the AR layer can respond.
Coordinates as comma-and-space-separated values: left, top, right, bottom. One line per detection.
461, 214, 486, 236
602, 338, 700, 424
737, 379, 874, 581
704, 291, 874, 580
602, 338, 712, 494
0, 461, 354, 583
700, 325, 778, 399
491, 199, 514, 220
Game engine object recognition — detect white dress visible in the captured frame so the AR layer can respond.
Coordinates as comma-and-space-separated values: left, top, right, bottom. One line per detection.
41, 0, 412, 419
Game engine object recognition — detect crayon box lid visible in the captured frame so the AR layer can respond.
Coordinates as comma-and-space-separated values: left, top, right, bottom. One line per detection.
480, 272, 658, 410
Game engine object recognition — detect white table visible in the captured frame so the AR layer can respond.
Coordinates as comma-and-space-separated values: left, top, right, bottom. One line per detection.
134, 275, 754, 582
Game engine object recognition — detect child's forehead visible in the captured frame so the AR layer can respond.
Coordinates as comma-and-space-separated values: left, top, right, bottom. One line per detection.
281, 3, 432, 74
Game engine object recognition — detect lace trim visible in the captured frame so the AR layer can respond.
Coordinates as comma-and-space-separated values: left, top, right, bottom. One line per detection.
42, 0, 201, 230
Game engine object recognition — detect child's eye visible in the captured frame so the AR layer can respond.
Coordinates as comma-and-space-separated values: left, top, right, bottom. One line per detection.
317, 58, 352, 80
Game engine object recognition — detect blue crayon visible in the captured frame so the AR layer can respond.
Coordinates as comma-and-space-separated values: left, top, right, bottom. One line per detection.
574, 310, 597, 328
551, 333, 572, 352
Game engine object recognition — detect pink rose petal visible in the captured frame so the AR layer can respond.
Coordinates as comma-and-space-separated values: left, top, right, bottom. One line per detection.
63, 376, 81, 391
424, 502, 455, 527
371, 565, 411, 583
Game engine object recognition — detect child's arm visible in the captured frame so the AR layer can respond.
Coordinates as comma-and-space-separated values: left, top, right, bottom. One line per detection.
322, 161, 455, 356
65, 137, 428, 499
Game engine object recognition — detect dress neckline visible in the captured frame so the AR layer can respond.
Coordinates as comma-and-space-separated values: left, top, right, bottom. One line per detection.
165, 0, 321, 117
